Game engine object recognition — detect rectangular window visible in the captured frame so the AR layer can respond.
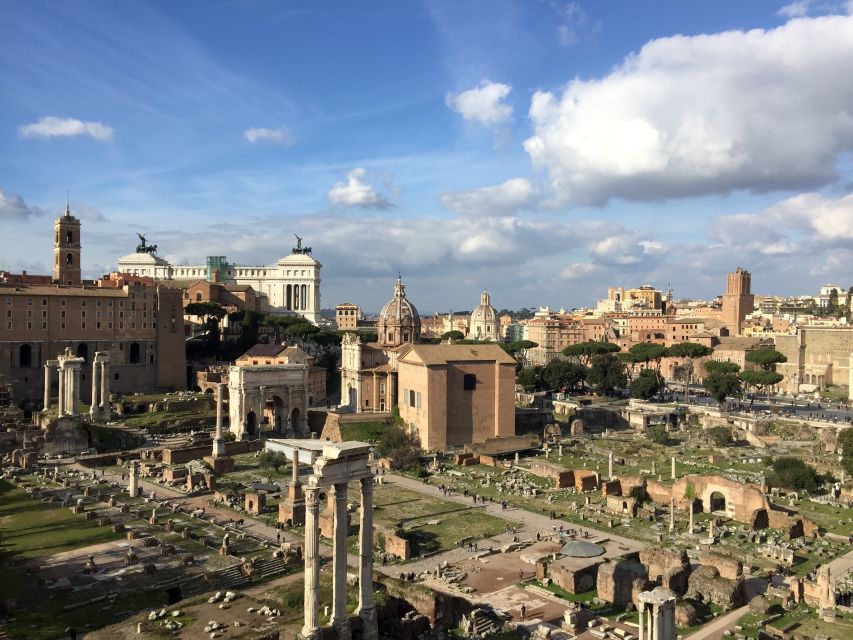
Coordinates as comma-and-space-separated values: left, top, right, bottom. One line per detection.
463, 374, 477, 391
81, 322, 86, 329
41, 310, 47, 319
60, 310, 66, 319
61, 322, 66, 330
41, 298, 47, 306
41, 321, 47, 330
27, 321, 32, 330
108, 322, 113, 329
26, 309, 32, 318
96, 300, 101, 307
408, 389, 416, 407
5, 310, 9, 318
96, 322, 101, 330
81, 311, 86, 319
5, 297, 10, 306
81, 300, 86, 307
6, 321, 11, 330
27, 298, 32, 306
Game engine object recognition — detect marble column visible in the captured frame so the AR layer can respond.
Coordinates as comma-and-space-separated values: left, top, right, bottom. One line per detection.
43, 364, 51, 412
652, 604, 660, 640
301, 487, 321, 640
358, 477, 378, 640
212, 384, 226, 458
331, 483, 351, 640
638, 603, 645, 640
608, 451, 614, 480
100, 360, 110, 413
128, 461, 139, 498
688, 502, 694, 534
647, 604, 654, 640
258, 385, 266, 430
71, 366, 81, 415
671, 456, 676, 480
57, 366, 65, 415
90, 359, 100, 416
669, 497, 675, 533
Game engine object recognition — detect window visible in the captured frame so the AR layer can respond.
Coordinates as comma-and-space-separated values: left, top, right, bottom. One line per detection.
27, 298, 32, 306
81, 300, 86, 307
408, 389, 416, 407
41, 321, 47, 330
416, 392, 422, 409
129, 342, 141, 364
41, 298, 47, 306
41, 310, 47, 319
463, 374, 477, 391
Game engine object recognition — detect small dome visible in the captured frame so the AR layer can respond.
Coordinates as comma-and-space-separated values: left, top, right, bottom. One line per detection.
277, 252, 319, 266
559, 540, 605, 558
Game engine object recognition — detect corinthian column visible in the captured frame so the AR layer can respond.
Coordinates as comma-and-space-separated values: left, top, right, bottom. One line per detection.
43, 364, 51, 412
301, 487, 321, 640
358, 476, 378, 640
57, 367, 65, 416
331, 483, 351, 640
90, 359, 100, 416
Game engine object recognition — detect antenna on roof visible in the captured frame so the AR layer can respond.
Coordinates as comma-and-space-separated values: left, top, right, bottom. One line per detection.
65, 189, 71, 216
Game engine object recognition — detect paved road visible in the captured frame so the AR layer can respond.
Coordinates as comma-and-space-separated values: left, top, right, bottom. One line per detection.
684, 605, 748, 640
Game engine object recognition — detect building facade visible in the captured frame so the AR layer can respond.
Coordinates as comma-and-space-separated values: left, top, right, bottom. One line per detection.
117, 236, 322, 324
397, 344, 516, 451
1, 208, 186, 405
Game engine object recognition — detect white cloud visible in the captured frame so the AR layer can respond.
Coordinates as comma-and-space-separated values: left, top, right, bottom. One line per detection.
589, 234, 668, 266
18, 116, 114, 141
440, 178, 537, 216
560, 262, 598, 280
327, 168, 393, 209
243, 126, 295, 145
524, 15, 853, 205
778, 1, 812, 17
0, 188, 48, 219
553, 2, 599, 46
445, 80, 513, 126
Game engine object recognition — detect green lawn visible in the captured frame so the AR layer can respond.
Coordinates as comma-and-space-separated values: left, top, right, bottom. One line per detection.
339, 420, 389, 443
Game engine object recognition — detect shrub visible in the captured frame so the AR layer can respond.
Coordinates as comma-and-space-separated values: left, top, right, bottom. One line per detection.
646, 425, 668, 445
707, 426, 733, 447
375, 423, 422, 470
770, 457, 819, 492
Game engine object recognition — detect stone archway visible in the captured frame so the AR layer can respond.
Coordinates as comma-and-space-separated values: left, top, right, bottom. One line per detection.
245, 411, 257, 437
710, 491, 726, 513
265, 395, 286, 432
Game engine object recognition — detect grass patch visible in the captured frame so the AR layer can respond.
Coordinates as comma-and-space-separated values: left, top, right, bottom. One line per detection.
339, 420, 389, 443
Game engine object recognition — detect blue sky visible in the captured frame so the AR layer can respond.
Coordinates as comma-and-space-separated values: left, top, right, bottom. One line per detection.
1, 0, 852, 313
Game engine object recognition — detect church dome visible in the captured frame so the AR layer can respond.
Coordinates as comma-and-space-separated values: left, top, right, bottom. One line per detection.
377, 275, 420, 347
469, 290, 499, 341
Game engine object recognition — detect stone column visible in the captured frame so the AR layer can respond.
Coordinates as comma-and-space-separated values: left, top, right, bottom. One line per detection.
258, 385, 266, 430
637, 603, 645, 640
100, 359, 110, 413
358, 476, 378, 640
71, 366, 81, 415
301, 487, 321, 640
43, 364, 51, 412
128, 461, 139, 498
652, 603, 660, 640
671, 456, 676, 480
90, 358, 100, 416
57, 366, 65, 415
212, 384, 226, 458
651, 460, 656, 475
331, 483, 351, 640
688, 502, 694, 534
608, 451, 614, 480
647, 604, 654, 640
669, 497, 675, 533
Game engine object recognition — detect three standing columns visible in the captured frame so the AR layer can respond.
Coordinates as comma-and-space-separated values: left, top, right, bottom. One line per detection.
300, 477, 377, 640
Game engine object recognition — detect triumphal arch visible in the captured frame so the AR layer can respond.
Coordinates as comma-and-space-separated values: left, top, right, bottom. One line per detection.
228, 363, 310, 439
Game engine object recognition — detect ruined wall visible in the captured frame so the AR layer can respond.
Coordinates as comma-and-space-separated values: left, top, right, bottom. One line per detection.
376, 575, 472, 629
686, 566, 746, 608
550, 560, 602, 594
596, 559, 648, 605
529, 461, 574, 488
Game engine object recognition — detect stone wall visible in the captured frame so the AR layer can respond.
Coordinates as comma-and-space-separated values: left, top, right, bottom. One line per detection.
161, 439, 261, 464
375, 525, 411, 560
549, 559, 603, 594
529, 461, 574, 488
376, 575, 471, 629
697, 552, 742, 580
596, 559, 647, 605
686, 565, 746, 608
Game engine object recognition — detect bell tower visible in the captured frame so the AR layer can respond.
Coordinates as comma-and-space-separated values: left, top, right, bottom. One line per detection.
53, 204, 82, 286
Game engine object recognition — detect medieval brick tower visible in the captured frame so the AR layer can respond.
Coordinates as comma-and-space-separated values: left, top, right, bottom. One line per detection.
722, 267, 754, 336
53, 204, 82, 286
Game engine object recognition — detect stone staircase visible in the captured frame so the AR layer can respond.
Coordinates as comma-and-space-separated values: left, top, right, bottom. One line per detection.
252, 557, 288, 580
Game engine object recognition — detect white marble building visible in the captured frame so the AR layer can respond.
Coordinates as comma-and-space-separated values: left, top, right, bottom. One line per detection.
116, 236, 322, 324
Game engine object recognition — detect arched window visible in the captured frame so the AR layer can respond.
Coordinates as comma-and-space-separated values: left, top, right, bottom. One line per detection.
129, 342, 141, 364
19, 344, 32, 368
195, 292, 202, 302
66, 253, 73, 266
66, 230, 73, 244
